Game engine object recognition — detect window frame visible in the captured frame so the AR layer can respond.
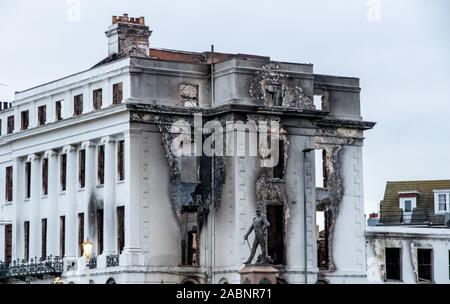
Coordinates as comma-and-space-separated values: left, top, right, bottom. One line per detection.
385, 247, 402, 282
417, 248, 433, 283
5, 166, 13, 202
434, 190, 450, 215
37, 105, 47, 126
20, 110, 29, 131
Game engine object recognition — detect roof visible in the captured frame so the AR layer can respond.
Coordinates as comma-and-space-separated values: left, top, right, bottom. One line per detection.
379, 180, 450, 226
91, 47, 272, 68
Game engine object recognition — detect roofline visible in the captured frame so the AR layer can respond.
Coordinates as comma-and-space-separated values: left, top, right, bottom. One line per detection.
15, 56, 131, 95
386, 179, 450, 183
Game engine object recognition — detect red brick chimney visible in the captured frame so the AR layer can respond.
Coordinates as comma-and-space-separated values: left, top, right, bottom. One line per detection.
106, 14, 152, 58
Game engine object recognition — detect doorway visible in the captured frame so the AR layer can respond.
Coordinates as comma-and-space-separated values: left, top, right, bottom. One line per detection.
266, 204, 285, 265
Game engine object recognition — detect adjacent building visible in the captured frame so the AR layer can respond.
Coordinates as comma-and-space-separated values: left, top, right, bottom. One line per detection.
367, 180, 450, 283
0, 14, 375, 284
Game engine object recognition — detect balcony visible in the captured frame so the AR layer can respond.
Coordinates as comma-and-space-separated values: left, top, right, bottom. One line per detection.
106, 255, 120, 268
0, 256, 63, 281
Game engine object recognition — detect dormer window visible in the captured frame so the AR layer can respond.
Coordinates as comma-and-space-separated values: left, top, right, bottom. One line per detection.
434, 190, 450, 215
398, 191, 419, 224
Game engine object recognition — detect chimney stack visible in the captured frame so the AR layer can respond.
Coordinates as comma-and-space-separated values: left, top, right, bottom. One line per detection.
105, 13, 152, 58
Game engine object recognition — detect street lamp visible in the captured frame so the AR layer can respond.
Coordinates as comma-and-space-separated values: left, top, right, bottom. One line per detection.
82, 239, 93, 284
302, 148, 314, 285
82, 239, 93, 259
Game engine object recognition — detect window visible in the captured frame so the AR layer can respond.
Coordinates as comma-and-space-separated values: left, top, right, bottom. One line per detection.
24, 221, 30, 261
74, 94, 83, 116
399, 196, 416, 224
316, 211, 329, 270
273, 140, 285, 179
37, 105, 47, 126
42, 158, 48, 196
60, 216, 66, 258
434, 191, 450, 214
404, 200, 412, 213
180, 84, 199, 108
25, 161, 31, 199
55, 100, 62, 121
93, 89, 102, 110
117, 206, 125, 254
97, 209, 104, 255
21, 110, 29, 130
385, 248, 401, 281
4, 224, 12, 264
79, 149, 86, 188
181, 206, 199, 266
5, 166, 13, 202
60, 154, 67, 191
418, 249, 433, 282
438, 194, 447, 212
98, 145, 105, 185
7, 115, 14, 134
112, 82, 123, 105
41, 218, 47, 259
78, 213, 84, 257
117, 140, 125, 181
314, 95, 323, 110
315, 149, 326, 188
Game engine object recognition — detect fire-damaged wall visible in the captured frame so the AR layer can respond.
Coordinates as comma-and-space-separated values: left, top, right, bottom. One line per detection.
366, 227, 450, 284
124, 55, 374, 283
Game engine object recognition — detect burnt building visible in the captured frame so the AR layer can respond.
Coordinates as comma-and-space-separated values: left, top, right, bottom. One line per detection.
0, 14, 375, 284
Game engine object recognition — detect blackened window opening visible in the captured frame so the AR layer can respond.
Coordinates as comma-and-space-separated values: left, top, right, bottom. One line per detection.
25, 162, 31, 199
117, 140, 125, 181
5, 166, 13, 202
385, 248, 401, 281
117, 206, 125, 254
42, 158, 48, 196
79, 149, 86, 188
98, 145, 105, 185
60, 154, 67, 191
181, 206, 199, 266
38, 105, 47, 126
41, 218, 47, 259
418, 249, 433, 282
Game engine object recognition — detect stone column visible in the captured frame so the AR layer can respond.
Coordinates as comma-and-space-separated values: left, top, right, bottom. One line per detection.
63, 145, 78, 260
28, 154, 41, 259
44, 149, 58, 256
97, 136, 116, 268
12, 157, 24, 260
284, 130, 316, 284
81, 141, 97, 252
120, 130, 145, 266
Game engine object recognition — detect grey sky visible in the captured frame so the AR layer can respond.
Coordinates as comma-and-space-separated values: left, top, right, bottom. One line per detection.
0, 0, 449, 215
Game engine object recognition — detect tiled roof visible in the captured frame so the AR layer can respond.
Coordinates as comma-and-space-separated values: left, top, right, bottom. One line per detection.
379, 180, 450, 226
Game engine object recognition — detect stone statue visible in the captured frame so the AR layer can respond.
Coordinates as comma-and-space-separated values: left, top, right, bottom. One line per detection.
243, 205, 272, 265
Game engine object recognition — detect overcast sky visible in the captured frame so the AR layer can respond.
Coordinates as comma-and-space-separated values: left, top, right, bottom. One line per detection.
0, 0, 449, 215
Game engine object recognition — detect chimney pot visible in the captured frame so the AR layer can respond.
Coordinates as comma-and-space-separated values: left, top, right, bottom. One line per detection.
139, 17, 145, 25
123, 13, 129, 22
130, 17, 135, 23
112, 16, 118, 24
